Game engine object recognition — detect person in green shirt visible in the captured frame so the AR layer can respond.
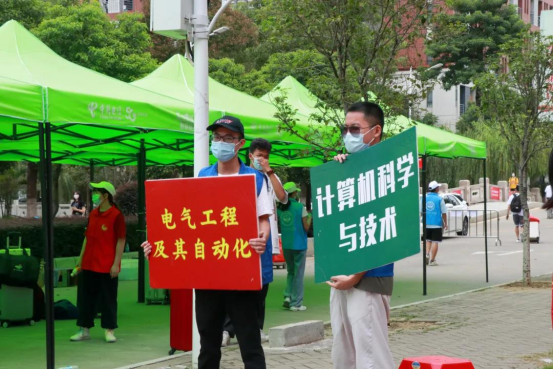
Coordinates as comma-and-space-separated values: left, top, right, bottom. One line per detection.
277, 182, 312, 311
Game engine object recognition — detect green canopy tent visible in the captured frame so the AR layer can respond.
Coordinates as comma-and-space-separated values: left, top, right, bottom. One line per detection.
263, 77, 489, 294
0, 20, 204, 167
131, 55, 329, 167
0, 21, 336, 368
260, 75, 344, 119
0, 20, 205, 368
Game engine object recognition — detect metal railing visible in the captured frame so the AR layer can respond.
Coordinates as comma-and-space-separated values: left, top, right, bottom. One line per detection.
444, 209, 502, 246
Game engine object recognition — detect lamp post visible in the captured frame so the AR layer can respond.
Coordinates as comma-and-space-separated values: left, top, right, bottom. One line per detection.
408, 63, 443, 121
191, 1, 232, 367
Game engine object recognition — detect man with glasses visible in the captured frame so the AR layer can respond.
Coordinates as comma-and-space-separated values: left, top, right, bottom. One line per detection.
329, 102, 395, 369
141, 115, 272, 369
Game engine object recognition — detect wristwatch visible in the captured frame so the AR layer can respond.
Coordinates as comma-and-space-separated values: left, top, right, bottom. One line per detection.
266, 170, 275, 177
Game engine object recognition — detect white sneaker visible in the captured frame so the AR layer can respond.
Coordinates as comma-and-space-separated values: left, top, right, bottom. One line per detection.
221, 330, 230, 347
70, 327, 90, 341
290, 305, 307, 311
260, 329, 269, 342
425, 254, 430, 265
516, 238, 520, 243
105, 329, 117, 343
429, 260, 438, 266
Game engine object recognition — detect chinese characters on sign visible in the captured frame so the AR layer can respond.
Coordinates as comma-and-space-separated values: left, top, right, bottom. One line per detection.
145, 175, 261, 290
311, 127, 421, 283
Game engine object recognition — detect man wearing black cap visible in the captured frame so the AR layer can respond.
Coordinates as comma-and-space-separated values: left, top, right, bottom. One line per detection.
143, 115, 272, 368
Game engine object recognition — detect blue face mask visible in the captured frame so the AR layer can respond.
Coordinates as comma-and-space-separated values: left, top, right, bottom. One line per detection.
343, 125, 377, 153
253, 158, 263, 171
211, 141, 237, 162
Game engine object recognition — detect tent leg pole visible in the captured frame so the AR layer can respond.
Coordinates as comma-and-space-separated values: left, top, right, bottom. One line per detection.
89, 160, 95, 212
483, 159, 489, 283
39, 123, 55, 369
138, 140, 146, 303
422, 155, 428, 296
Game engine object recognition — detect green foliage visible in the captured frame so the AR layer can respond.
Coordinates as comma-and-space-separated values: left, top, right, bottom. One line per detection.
114, 181, 138, 217
32, 2, 159, 82
0, 167, 23, 217
475, 32, 553, 176
417, 112, 439, 126
426, 0, 528, 90
456, 103, 479, 133
208, 0, 259, 59
0, 217, 141, 258
209, 58, 271, 97
264, 0, 427, 112
0, 0, 46, 29
259, 50, 328, 87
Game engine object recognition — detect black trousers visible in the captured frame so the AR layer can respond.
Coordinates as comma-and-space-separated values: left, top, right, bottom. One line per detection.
223, 284, 270, 338
196, 289, 266, 369
77, 270, 118, 330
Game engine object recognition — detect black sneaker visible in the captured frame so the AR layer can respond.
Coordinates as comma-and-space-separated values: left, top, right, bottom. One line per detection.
283, 297, 290, 309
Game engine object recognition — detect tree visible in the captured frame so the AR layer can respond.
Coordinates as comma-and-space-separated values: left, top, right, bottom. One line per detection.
475, 32, 553, 285
208, 0, 259, 59
259, 0, 428, 155
32, 1, 159, 82
425, 0, 527, 92
265, 0, 427, 112
209, 58, 271, 97
0, 0, 46, 29
0, 165, 25, 218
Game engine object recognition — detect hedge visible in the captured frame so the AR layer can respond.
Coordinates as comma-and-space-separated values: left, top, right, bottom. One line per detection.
0, 216, 141, 259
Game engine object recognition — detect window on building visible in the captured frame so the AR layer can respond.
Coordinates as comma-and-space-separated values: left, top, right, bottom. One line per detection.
124, 0, 133, 11
427, 88, 433, 109
426, 54, 433, 65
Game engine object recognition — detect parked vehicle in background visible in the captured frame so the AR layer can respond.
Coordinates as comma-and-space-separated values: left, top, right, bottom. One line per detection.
451, 193, 468, 207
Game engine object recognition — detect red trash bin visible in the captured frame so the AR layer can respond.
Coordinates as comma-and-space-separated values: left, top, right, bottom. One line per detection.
169, 289, 193, 355
272, 237, 286, 269
529, 215, 540, 243
399, 356, 474, 369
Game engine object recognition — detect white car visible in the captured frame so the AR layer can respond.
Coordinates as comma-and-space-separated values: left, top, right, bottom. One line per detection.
421, 193, 470, 236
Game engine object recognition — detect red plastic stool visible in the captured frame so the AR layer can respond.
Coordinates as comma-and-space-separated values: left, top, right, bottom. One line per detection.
399, 356, 475, 369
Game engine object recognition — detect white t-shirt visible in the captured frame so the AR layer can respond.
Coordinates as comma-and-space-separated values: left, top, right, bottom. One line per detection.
546, 185, 552, 199
507, 194, 523, 216
266, 173, 288, 254
218, 172, 272, 218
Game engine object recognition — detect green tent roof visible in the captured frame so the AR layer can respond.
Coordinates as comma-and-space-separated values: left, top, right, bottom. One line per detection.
131, 55, 328, 166
387, 115, 487, 160
263, 76, 486, 160
0, 20, 203, 166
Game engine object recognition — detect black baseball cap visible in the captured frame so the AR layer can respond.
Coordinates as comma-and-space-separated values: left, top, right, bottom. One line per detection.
206, 115, 244, 137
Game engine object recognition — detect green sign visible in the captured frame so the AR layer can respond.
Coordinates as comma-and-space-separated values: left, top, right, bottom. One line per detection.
311, 127, 421, 283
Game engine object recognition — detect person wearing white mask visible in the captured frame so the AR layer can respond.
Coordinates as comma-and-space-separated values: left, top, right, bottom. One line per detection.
329, 102, 395, 369
141, 116, 272, 369
70, 191, 86, 216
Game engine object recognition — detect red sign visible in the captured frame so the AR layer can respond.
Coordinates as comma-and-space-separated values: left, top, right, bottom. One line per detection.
418, 158, 422, 169
145, 175, 261, 290
490, 186, 501, 201
452, 189, 462, 195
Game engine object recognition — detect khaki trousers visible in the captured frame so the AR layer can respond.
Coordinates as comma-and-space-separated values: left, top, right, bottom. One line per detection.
330, 287, 395, 369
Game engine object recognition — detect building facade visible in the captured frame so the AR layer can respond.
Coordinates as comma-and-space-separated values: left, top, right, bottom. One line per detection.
99, 0, 144, 17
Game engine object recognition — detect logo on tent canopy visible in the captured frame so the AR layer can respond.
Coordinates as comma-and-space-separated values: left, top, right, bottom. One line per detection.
88, 102, 98, 118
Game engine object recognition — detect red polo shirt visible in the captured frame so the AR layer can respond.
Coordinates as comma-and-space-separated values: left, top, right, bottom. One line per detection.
82, 206, 126, 273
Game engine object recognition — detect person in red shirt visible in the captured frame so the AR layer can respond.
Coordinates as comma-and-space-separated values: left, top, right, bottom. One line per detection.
70, 181, 126, 344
